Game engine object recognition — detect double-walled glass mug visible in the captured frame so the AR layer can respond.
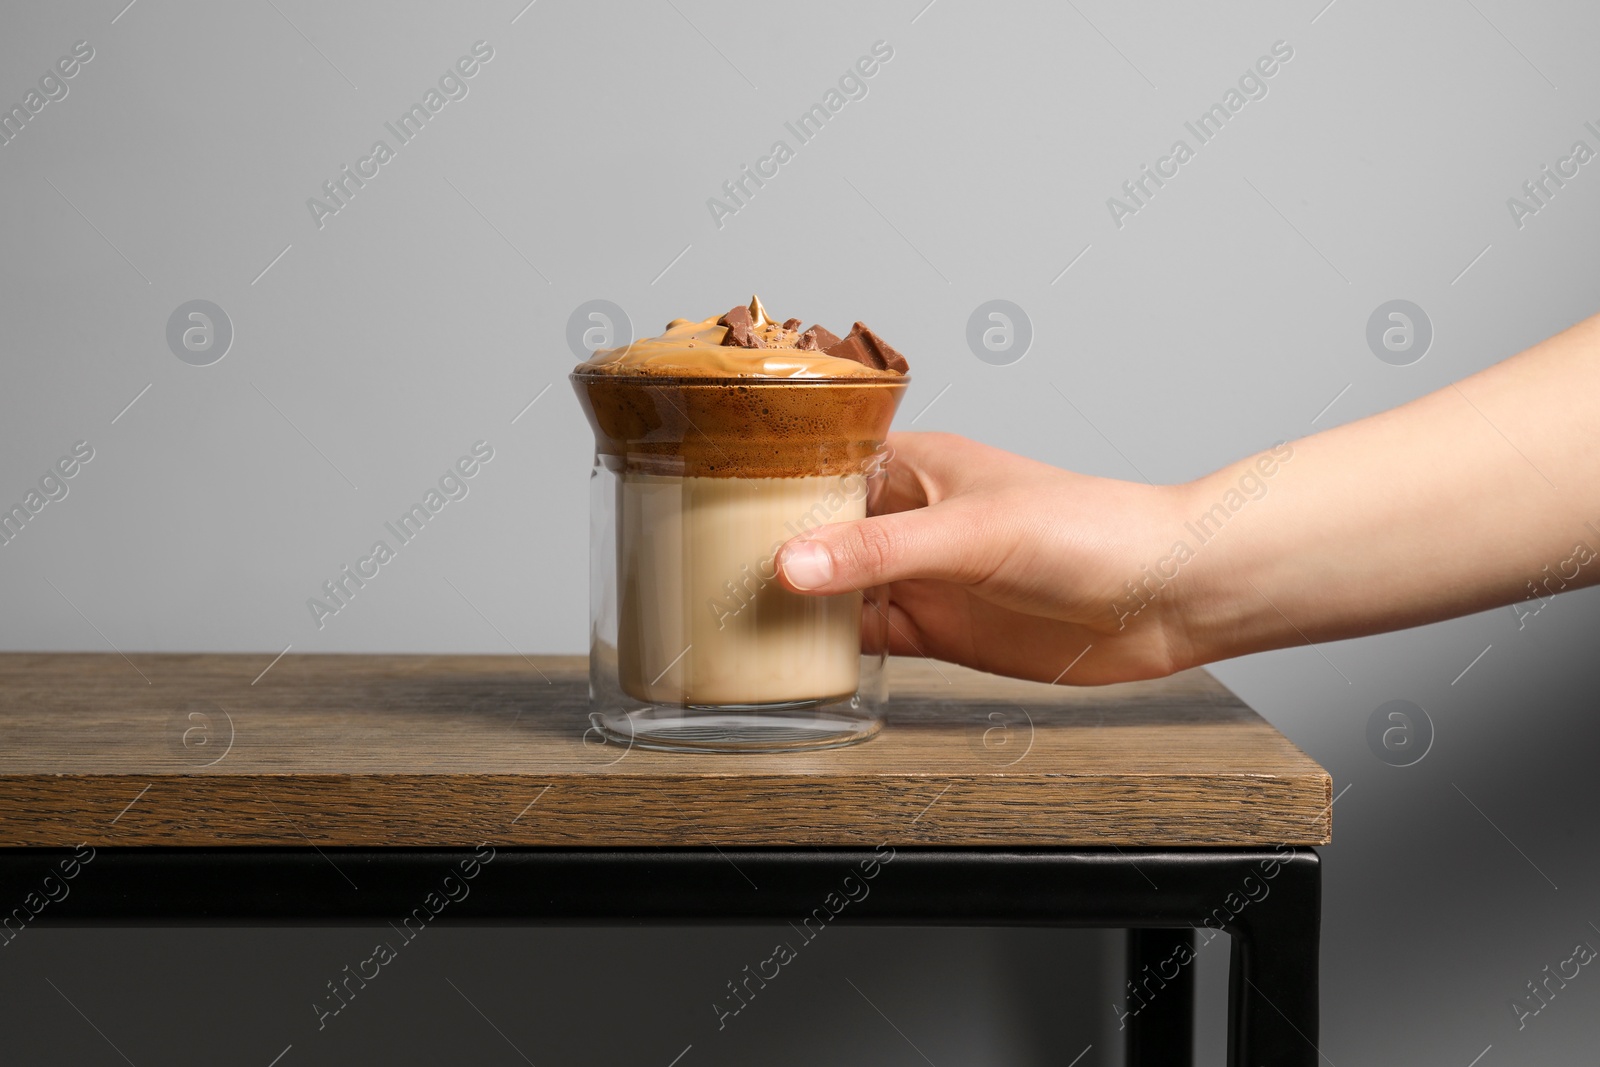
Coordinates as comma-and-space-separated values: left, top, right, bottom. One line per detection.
571, 370, 908, 752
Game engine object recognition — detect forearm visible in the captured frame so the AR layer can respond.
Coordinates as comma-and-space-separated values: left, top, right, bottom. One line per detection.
1181, 312, 1600, 666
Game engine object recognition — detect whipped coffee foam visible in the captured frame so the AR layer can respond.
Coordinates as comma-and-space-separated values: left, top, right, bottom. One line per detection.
572, 297, 909, 478
577, 296, 909, 379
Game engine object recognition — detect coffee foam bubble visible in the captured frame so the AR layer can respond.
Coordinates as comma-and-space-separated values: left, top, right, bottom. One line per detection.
571, 374, 907, 478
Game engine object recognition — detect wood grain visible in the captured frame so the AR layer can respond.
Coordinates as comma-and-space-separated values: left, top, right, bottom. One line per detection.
0, 654, 1330, 847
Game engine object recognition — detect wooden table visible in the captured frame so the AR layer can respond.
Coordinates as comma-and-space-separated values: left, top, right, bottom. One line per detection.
0, 653, 1331, 1066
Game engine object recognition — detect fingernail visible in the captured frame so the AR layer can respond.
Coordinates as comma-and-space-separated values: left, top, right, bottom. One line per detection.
781, 541, 834, 590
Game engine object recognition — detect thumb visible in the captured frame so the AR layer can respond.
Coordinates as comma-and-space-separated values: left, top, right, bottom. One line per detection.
775, 506, 981, 595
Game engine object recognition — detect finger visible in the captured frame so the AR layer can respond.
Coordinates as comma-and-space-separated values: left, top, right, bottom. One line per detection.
874, 436, 931, 514
876, 581, 1116, 685
870, 431, 990, 515
883, 430, 1017, 501
775, 503, 999, 596
857, 589, 929, 659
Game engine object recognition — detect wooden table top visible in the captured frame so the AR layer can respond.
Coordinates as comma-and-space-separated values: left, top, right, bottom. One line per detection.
0, 654, 1330, 848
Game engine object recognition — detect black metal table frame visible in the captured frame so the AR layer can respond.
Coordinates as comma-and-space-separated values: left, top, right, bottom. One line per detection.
0, 846, 1319, 1066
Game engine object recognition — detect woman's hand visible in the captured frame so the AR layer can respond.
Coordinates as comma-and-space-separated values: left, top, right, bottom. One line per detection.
774, 431, 1200, 685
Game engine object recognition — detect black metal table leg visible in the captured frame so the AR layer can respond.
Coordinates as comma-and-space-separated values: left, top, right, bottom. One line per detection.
1225, 849, 1322, 1067
1125, 928, 1194, 1067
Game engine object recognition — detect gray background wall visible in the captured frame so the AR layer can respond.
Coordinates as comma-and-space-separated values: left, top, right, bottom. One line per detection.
3, 0, 1599, 1063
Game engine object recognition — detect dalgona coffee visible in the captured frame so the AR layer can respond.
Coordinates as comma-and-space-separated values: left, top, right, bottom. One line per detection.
571, 297, 909, 707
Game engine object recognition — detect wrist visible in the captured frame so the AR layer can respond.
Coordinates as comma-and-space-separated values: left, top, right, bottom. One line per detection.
1163, 460, 1287, 670
1111, 477, 1238, 675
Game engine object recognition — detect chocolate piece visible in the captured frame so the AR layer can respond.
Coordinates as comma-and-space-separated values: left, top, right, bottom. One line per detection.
823, 322, 908, 373
796, 324, 842, 352
781, 318, 801, 331
717, 304, 765, 349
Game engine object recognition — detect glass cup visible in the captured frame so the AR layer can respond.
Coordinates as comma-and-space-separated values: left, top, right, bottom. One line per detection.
571, 370, 908, 752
